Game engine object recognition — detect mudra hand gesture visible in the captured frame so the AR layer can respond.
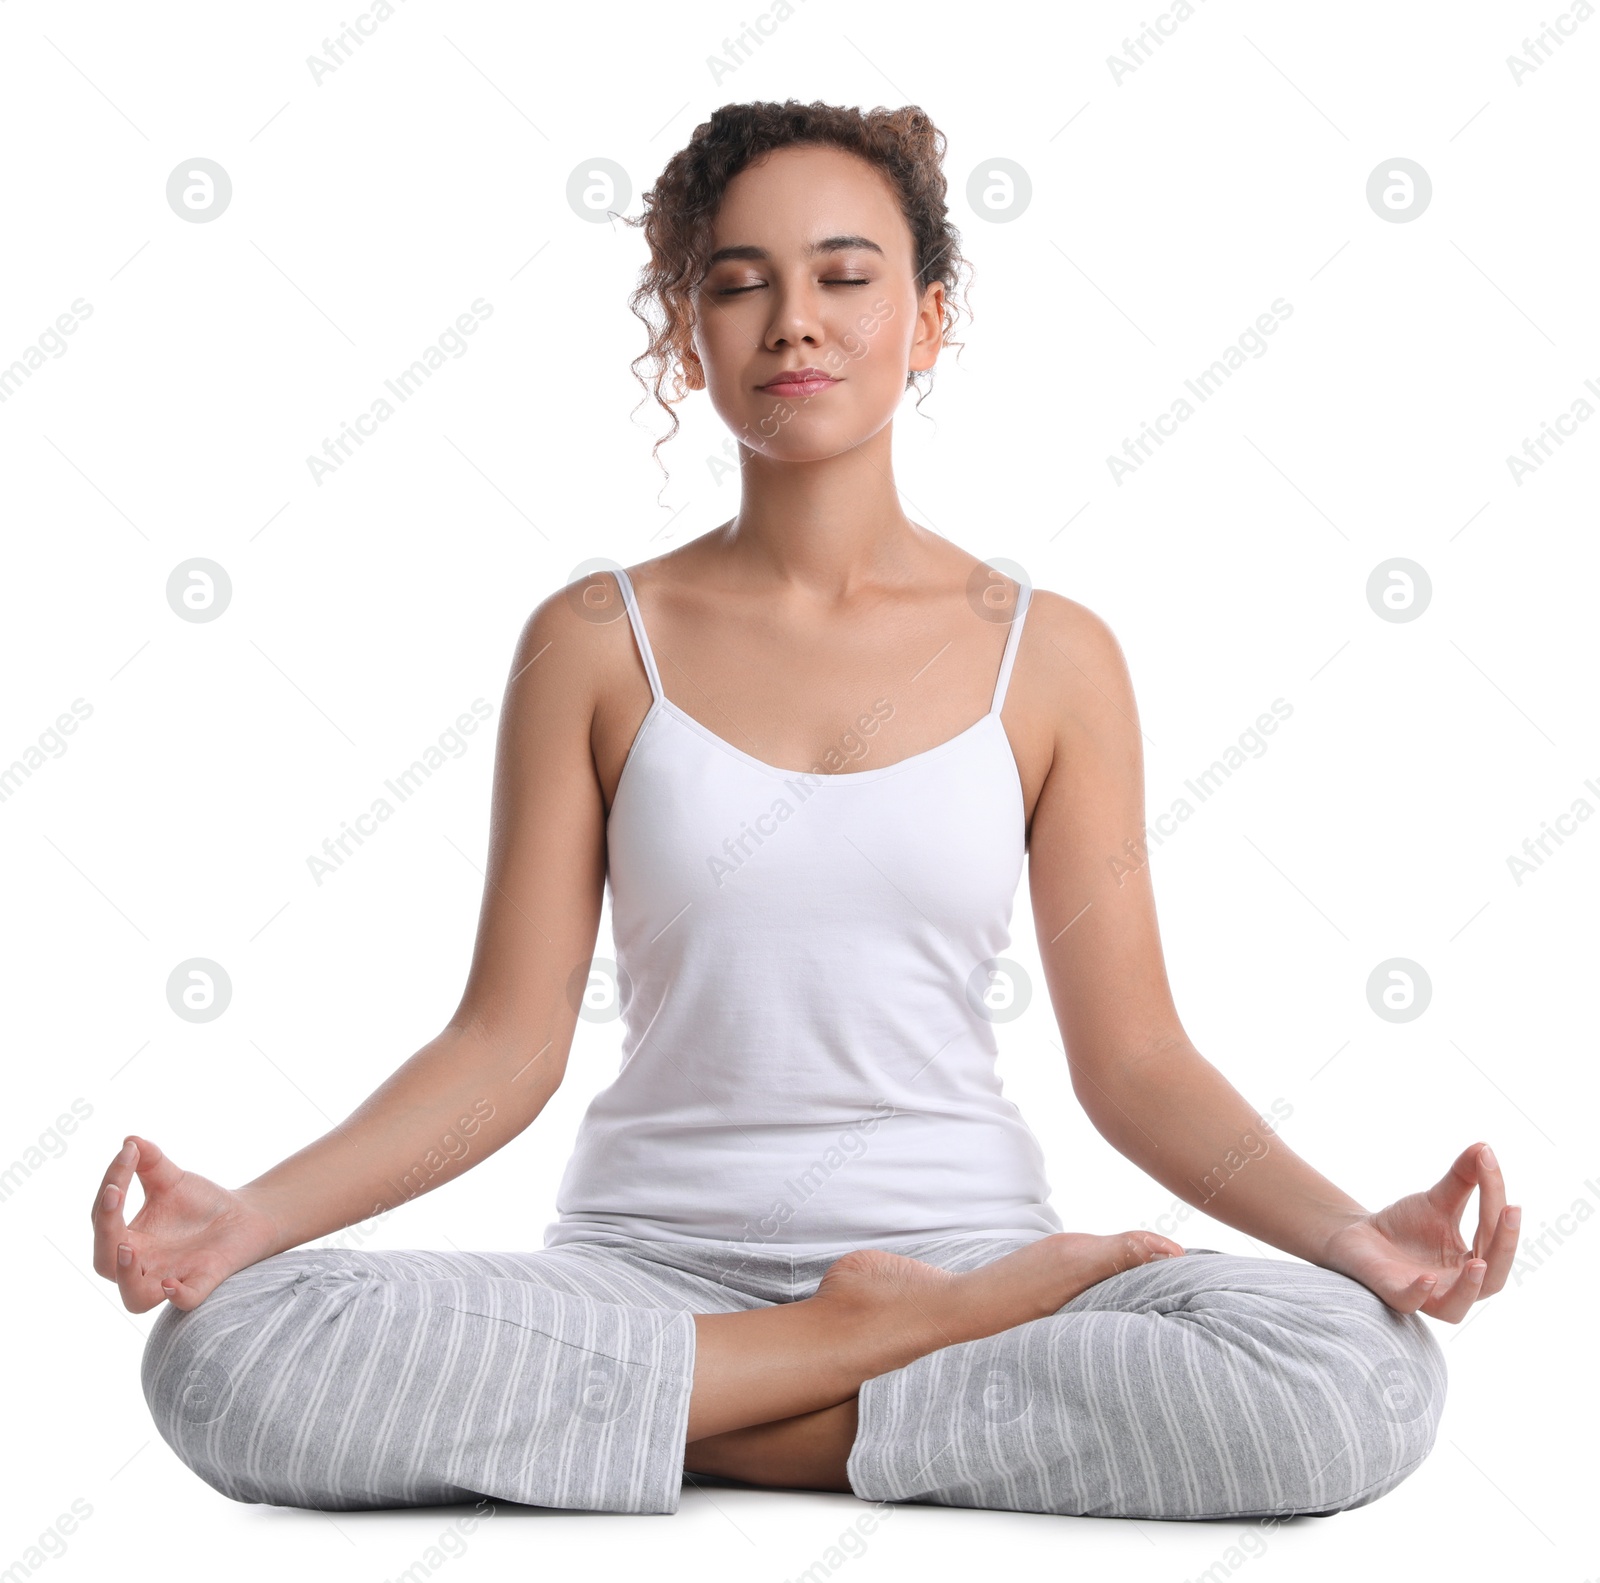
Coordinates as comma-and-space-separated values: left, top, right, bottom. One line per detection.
1319, 1142, 1519, 1321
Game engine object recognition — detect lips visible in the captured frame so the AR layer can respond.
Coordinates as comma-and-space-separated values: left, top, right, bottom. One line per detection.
760, 367, 840, 396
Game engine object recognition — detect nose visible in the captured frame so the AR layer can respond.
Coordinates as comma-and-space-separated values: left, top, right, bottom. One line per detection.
762, 275, 827, 353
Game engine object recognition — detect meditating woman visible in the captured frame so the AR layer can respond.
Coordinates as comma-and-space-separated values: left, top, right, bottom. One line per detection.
92, 98, 1517, 1520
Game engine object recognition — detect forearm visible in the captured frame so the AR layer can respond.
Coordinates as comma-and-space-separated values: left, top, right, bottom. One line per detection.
1073, 1041, 1367, 1265
238, 1019, 562, 1257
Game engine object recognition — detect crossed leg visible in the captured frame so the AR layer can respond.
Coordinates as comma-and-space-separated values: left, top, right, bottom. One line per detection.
142, 1229, 1174, 1512
142, 1232, 1444, 1519
684, 1230, 1180, 1490
689, 1240, 1449, 1520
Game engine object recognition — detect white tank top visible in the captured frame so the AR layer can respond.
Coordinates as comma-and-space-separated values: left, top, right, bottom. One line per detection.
546, 567, 1063, 1251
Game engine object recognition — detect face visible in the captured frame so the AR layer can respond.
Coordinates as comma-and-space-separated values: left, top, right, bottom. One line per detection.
686, 144, 945, 462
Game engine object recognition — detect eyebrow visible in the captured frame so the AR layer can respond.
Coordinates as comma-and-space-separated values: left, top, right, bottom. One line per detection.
703, 234, 885, 268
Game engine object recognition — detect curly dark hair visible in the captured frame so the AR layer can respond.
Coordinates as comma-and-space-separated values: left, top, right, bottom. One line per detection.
621, 98, 975, 486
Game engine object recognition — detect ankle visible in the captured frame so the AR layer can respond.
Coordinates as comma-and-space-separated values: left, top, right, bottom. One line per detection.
810, 1253, 956, 1377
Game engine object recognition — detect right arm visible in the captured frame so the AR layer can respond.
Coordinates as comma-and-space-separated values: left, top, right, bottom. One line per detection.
91, 587, 613, 1311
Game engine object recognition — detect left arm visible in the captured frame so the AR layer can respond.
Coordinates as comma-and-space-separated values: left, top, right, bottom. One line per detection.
1017, 591, 1519, 1321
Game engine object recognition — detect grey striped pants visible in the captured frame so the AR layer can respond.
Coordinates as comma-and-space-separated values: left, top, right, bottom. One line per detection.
141, 1235, 1446, 1519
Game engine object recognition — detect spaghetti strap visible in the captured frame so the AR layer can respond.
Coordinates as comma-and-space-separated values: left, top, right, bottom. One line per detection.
610, 566, 663, 704
988, 580, 1033, 716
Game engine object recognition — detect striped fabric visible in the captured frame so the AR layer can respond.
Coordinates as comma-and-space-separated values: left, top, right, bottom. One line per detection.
141, 1236, 1445, 1518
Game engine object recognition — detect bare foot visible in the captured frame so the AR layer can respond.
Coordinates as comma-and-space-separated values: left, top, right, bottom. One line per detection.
685, 1230, 1183, 1441
812, 1231, 1185, 1375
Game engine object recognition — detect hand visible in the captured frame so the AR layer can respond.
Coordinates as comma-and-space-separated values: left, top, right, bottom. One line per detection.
90, 1136, 280, 1313
1317, 1141, 1519, 1322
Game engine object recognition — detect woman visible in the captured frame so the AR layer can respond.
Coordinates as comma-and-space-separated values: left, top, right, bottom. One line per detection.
92, 100, 1518, 1521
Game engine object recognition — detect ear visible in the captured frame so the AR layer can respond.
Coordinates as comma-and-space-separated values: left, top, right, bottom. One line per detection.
909, 279, 946, 375
681, 347, 705, 391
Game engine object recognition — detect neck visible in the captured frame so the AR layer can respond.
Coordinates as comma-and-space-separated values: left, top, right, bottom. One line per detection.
716, 427, 926, 597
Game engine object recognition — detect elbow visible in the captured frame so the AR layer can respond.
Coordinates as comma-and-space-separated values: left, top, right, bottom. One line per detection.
1067, 1032, 1194, 1098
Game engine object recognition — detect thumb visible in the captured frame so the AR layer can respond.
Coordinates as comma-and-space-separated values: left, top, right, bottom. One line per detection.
129, 1136, 186, 1199
128, 1139, 185, 1197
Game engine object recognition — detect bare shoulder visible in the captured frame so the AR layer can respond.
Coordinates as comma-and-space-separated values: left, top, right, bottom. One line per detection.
1017, 585, 1139, 720
965, 575, 1141, 825
505, 567, 650, 727
505, 563, 689, 814
454, 576, 628, 1047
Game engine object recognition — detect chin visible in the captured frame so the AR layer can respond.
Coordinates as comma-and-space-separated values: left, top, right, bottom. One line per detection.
747, 430, 878, 464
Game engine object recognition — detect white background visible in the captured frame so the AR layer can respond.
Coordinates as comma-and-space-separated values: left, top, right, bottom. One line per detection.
2, 1, 1595, 1579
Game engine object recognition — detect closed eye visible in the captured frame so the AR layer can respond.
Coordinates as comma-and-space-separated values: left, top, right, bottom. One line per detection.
716, 279, 871, 295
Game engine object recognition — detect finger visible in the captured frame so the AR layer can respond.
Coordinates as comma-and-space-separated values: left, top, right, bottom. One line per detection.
115, 1237, 153, 1312
1424, 1141, 1489, 1227
1470, 1144, 1506, 1262
128, 1134, 186, 1197
117, 1243, 194, 1316
1477, 1205, 1521, 1299
90, 1139, 138, 1278
111, 1244, 167, 1315
1421, 1259, 1486, 1324
1381, 1271, 1439, 1315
